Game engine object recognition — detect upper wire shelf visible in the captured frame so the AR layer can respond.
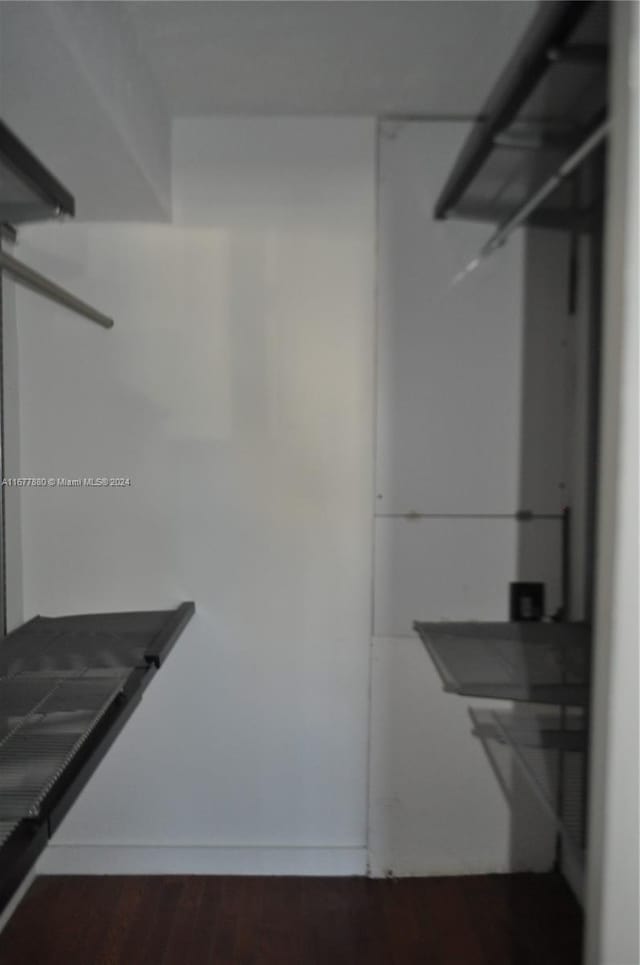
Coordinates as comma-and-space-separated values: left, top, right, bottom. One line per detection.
0, 119, 74, 225
434, 0, 610, 233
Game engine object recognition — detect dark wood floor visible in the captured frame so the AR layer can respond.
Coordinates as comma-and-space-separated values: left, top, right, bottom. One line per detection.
0, 873, 583, 965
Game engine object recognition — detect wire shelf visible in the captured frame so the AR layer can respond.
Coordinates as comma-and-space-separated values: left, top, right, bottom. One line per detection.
470, 707, 586, 863
0, 676, 125, 819
0, 819, 19, 848
415, 621, 590, 705
0, 602, 195, 919
0, 610, 173, 677
434, 1, 609, 230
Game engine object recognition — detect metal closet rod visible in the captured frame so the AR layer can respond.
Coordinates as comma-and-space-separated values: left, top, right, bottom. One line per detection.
454, 119, 610, 284
0, 249, 114, 329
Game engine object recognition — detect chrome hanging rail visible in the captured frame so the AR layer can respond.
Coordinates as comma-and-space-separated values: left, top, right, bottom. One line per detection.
453, 119, 610, 285
0, 249, 114, 329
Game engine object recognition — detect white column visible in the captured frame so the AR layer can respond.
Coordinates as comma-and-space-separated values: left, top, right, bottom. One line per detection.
586, 3, 639, 964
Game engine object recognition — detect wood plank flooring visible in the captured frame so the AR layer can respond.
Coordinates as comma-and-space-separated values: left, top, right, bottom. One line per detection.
0, 872, 583, 965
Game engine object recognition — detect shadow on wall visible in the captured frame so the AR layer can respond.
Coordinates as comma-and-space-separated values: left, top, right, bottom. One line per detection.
508, 164, 603, 903
370, 123, 600, 923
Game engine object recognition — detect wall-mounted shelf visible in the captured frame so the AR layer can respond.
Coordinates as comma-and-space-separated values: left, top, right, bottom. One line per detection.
0, 676, 129, 821
470, 708, 586, 865
0, 117, 114, 329
434, 0, 610, 232
0, 601, 195, 915
0, 606, 191, 678
0, 119, 74, 225
414, 621, 590, 705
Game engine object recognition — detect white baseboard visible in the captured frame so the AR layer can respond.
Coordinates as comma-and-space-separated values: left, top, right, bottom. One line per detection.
38, 844, 368, 877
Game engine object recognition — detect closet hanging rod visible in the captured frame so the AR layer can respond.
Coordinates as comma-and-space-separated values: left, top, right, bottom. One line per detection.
0, 250, 113, 329
453, 119, 609, 284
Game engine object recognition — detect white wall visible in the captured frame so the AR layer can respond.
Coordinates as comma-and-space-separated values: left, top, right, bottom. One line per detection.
368, 122, 565, 877
16, 117, 375, 875
373, 124, 567, 638
586, 3, 639, 963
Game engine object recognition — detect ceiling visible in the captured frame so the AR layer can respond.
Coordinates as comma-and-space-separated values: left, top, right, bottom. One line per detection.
0, 0, 540, 221
124, 1, 539, 117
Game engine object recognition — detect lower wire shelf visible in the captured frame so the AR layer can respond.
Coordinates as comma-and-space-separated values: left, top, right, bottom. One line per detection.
0, 675, 130, 821
0, 601, 195, 915
415, 617, 590, 896
470, 707, 587, 866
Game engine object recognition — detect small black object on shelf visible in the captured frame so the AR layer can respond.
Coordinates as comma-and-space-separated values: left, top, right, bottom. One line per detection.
510, 582, 545, 621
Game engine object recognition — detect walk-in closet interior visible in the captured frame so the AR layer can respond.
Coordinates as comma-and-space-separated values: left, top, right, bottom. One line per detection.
0, 2, 637, 964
